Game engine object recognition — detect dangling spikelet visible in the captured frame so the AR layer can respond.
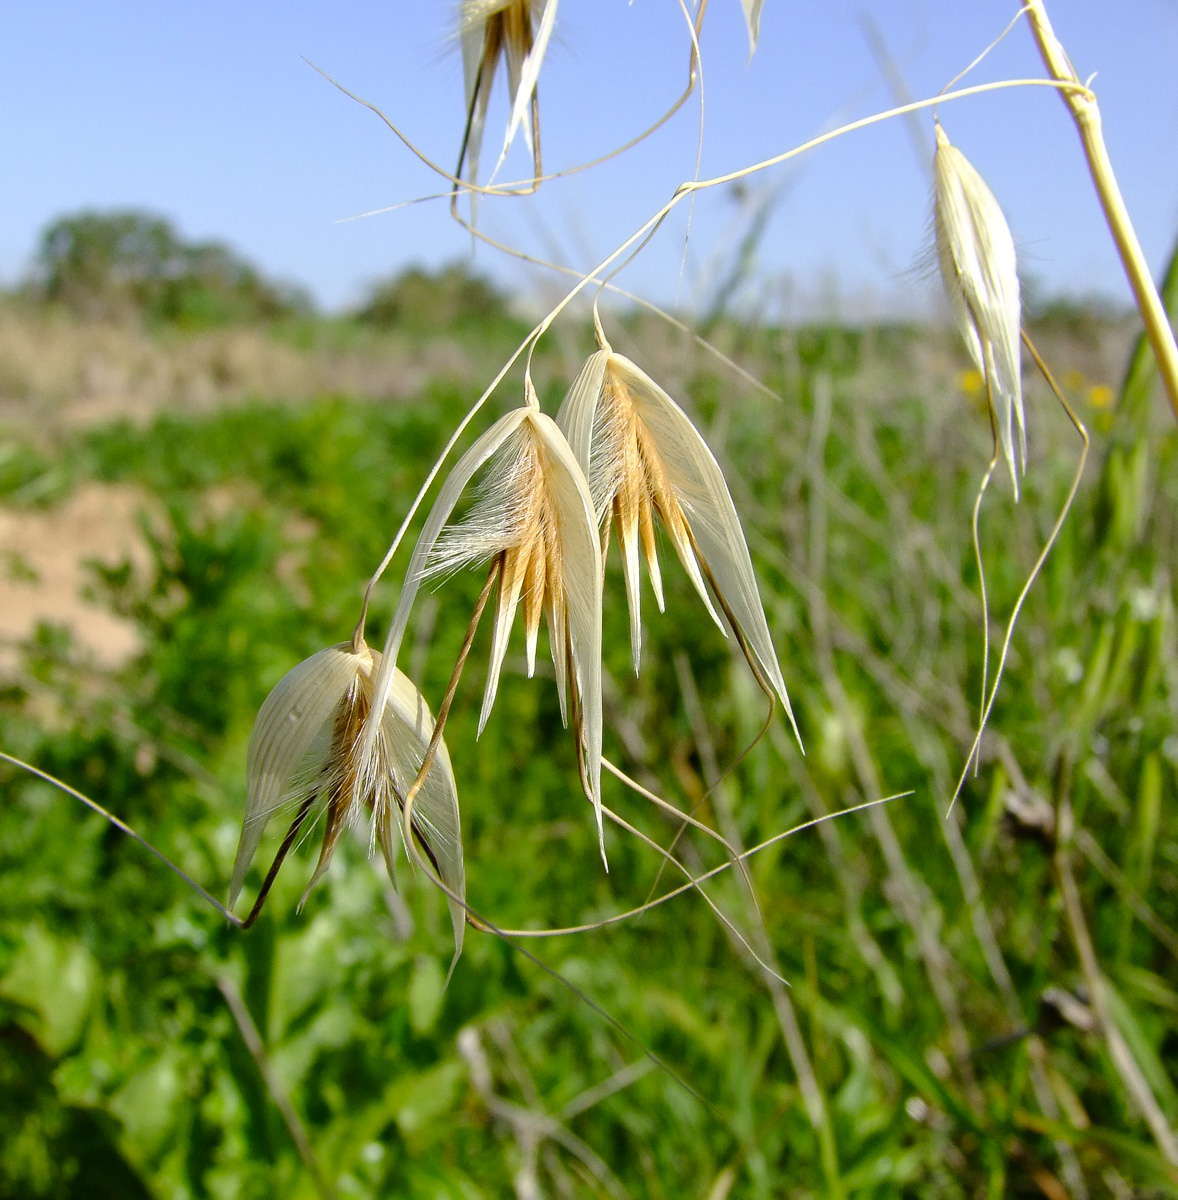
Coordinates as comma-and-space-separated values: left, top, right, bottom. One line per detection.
457, 0, 558, 197
362, 398, 607, 864
933, 120, 1026, 497
232, 642, 466, 968
557, 343, 801, 750
740, 0, 765, 56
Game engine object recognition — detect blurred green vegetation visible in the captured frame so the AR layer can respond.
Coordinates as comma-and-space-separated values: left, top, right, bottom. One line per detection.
1, 262, 1177, 1198
14, 209, 521, 344
26, 210, 313, 329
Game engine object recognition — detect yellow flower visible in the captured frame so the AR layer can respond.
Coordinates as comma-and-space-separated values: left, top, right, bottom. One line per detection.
363, 395, 607, 861
231, 641, 465, 966
934, 121, 1025, 497
557, 343, 801, 748
1086, 383, 1114, 410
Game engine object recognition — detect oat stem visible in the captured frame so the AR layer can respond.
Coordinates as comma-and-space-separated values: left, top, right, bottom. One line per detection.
948, 331, 1089, 814
400, 559, 500, 851
1023, 0, 1178, 423
969, 435, 1000, 776
0, 749, 243, 927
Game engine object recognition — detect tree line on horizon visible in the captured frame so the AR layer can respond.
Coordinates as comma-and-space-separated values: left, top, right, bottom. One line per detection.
6, 208, 510, 334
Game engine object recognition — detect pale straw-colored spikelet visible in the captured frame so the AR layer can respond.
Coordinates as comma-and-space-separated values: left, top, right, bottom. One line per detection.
232, 641, 465, 966
557, 344, 802, 749
458, 0, 557, 191
740, 0, 765, 55
363, 397, 607, 863
933, 120, 1026, 497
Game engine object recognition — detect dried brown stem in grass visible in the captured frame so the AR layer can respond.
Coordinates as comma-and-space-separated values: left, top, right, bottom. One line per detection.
216, 975, 333, 1198
1053, 787, 1178, 1164
458, 1025, 630, 1200
673, 651, 844, 1198
402, 559, 500, 832
239, 793, 317, 929
804, 374, 983, 1107
1023, 0, 1178, 424
639, 541, 780, 908
1074, 828, 1178, 961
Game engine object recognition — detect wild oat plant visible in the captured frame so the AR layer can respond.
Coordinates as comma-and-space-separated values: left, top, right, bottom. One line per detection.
3, 2, 1178, 1196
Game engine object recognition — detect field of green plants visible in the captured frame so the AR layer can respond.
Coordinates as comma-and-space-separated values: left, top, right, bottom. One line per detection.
1, 220, 1176, 1197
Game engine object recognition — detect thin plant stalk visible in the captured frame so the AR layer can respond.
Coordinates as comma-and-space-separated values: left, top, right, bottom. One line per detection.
674, 651, 844, 1198
1054, 791, 1178, 1164
1075, 828, 1178, 961
948, 331, 1090, 814
805, 374, 983, 1105
1023, 0, 1178, 423
0, 749, 244, 927
348, 76, 1089, 650
216, 975, 333, 1198
969, 436, 1000, 776
311, 0, 710, 213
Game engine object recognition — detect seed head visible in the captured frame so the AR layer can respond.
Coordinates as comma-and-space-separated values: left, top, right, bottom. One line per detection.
740, 0, 765, 56
458, 0, 557, 192
365, 399, 606, 862
557, 345, 801, 749
232, 641, 465, 966
934, 121, 1025, 497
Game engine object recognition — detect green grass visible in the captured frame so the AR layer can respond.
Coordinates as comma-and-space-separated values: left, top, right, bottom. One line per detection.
1, 307, 1176, 1198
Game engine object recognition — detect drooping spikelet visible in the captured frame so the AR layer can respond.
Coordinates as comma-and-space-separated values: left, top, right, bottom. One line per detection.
557, 344, 801, 749
363, 399, 606, 862
740, 0, 765, 55
933, 121, 1025, 497
458, 0, 558, 194
232, 641, 465, 967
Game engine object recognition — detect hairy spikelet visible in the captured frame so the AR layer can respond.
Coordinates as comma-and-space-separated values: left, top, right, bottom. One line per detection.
365, 404, 607, 862
233, 642, 465, 967
458, 0, 557, 192
934, 121, 1025, 497
557, 345, 802, 749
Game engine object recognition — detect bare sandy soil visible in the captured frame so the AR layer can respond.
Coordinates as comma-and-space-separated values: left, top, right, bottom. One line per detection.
0, 483, 154, 673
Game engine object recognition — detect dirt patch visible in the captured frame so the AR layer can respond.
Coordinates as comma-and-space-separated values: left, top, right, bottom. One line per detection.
0, 484, 157, 672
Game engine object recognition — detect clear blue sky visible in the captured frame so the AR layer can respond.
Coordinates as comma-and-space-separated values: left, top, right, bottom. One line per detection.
4, 2, 1177, 315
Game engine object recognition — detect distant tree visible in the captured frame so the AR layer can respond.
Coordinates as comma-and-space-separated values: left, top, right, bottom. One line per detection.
354, 263, 508, 332
30, 209, 312, 327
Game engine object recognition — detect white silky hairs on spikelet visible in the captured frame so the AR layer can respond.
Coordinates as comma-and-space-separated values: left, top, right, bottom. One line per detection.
361, 401, 607, 863
231, 642, 465, 969
459, 0, 558, 189
933, 121, 1026, 498
557, 345, 801, 750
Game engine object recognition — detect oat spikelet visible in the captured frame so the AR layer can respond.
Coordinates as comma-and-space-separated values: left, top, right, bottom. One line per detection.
740, 0, 765, 56
934, 120, 1025, 497
365, 401, 606, 862
557, 346, 801, 749
233, 642, 465, 966
458, 0, 557, 193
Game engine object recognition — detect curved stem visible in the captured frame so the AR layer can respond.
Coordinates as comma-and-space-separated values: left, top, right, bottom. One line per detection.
401, 560, 500, 849
239, 794, 317, 929
948, 330, 1089, 814
1, 749, 244, 925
